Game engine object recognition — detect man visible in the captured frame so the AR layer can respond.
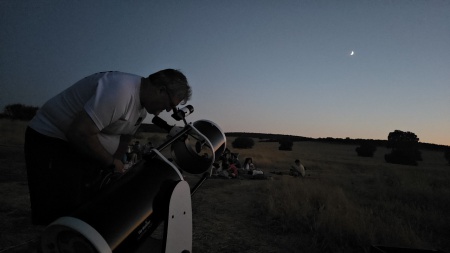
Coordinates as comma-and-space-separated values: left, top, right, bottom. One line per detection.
291, 159, 306, 178
24, 69, 191, 225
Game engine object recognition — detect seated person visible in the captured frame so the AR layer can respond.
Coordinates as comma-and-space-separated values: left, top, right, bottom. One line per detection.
211, 162, 220, 176
142, 141, 154, 154
243, 157, 255, 174
290, 159, 306, 177
125, 145, 138, 165
230, 153, 241, 168
132, 141, 142, 160
218, 162, 230, 178
228, 161, 239, 178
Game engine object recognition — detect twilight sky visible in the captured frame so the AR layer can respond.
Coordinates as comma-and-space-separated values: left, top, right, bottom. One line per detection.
1, 0, 449, 146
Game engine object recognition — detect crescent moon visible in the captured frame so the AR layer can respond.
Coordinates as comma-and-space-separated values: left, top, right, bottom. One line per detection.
350, 51, 354, 56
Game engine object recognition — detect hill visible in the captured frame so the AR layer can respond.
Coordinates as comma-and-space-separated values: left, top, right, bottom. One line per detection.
221, 132, 449, 151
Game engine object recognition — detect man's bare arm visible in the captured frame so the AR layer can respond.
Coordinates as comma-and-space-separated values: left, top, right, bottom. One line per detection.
66, 110, 124, 172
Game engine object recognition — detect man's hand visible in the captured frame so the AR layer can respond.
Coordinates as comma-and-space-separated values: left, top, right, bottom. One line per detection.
113, 158, 125, 173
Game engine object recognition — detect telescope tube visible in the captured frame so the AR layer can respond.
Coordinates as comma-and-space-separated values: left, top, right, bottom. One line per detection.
41, 154, 183, 253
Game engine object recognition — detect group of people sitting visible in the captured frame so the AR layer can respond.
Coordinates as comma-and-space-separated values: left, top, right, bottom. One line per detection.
121, 142, 306, 179
211, 149, 265, 179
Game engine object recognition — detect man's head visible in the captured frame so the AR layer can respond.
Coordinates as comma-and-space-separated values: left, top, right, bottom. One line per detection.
141, 69, 192, 116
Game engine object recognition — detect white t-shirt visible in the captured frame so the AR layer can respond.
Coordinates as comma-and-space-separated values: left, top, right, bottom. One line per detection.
29, 71, 147, 154
296, 164, 306, 177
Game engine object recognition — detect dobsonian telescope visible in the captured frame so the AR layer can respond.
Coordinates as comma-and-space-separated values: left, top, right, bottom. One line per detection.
40, 105, 226, 253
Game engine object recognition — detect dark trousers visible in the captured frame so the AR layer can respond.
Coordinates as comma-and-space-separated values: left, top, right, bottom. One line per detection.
24, 127, 103, 225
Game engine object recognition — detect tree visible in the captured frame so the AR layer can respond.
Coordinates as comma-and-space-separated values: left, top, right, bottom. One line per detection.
355, 141, 377, 157
1, 103, 39, 121
385, 130, 422, 166
387, 130, 419, 149
232, 137, 255, 149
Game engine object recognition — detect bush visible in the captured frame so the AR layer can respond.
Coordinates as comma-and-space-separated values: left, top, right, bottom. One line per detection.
385, 130, 422, 166
1, 103, 39, 121
232, 137, 255, 149
385, 149, 419, 166
355, 141, 376, 157
278, 140, 293, 151
444, 149, 450, 165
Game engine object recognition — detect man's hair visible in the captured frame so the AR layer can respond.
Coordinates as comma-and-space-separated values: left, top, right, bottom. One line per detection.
148, 69, 192, 105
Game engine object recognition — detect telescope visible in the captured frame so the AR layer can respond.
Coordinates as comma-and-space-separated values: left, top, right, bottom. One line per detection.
40, 105, 226, 253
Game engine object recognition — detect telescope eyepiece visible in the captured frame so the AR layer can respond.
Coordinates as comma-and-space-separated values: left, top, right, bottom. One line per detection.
172, 105, 194, 121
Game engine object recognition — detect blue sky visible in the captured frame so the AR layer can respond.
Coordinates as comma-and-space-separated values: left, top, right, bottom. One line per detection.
1, 0, 449, 146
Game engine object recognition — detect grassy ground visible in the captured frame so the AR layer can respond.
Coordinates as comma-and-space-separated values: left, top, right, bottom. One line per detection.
210, 139, 450, 253
0, 119, 449, 252
0, 120, 41, 252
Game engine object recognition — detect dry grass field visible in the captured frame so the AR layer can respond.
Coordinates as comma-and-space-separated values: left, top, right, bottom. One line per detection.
1, 119, 449, 253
